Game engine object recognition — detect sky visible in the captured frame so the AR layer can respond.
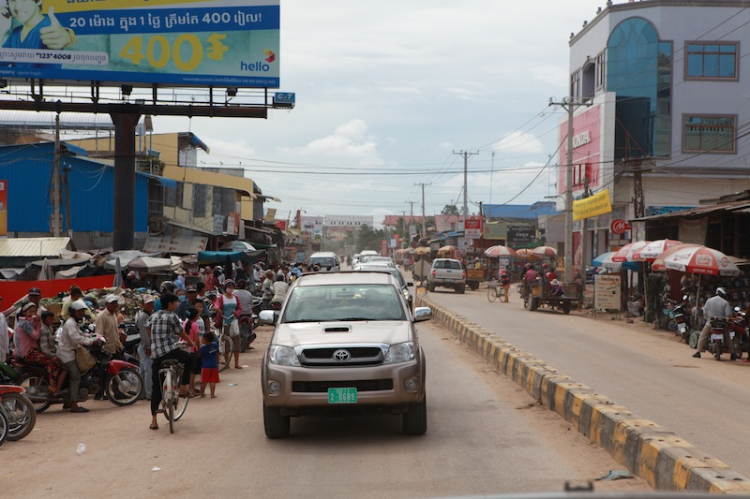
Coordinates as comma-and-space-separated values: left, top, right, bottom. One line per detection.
153, 1, 602, 226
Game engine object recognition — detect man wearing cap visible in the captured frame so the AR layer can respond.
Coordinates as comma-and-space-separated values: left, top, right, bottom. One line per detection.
177, 287, 198, 320
95, 294, 122, 356
136, 295, 155, 399
3, 287, 47, 319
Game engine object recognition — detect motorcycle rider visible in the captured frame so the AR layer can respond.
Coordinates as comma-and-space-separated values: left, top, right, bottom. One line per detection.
58, 300, 99, 413
693, 287, 736, 360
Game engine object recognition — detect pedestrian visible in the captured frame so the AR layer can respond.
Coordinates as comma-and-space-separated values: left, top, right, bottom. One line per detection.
215, 280, 243, 369
177, 287, 198, 320
148, 292, 196, 431
95, 294, 122, 357
136, 295, 155, 400
183, 306, 201, 395
61, 286, 95, 321
58, 300, 98, 413
199, 331, 220, 398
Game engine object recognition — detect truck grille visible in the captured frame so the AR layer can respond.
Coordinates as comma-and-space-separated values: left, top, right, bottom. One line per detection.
292, 379, 394, 393
300, 347, 383, 366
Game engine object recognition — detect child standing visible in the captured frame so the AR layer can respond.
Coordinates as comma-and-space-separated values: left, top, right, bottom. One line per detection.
183, 306, 200, 395
199, 331, 219, 398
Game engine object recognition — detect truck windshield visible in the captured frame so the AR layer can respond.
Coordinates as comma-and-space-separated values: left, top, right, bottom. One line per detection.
282, 285, 406, 323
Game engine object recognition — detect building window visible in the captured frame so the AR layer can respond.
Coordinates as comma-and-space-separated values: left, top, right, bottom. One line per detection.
596, 52, 605, 88
193, 184, 208, 218
683, 115, 735, 153
570, 71, 580, 99
686, 43, 737, 79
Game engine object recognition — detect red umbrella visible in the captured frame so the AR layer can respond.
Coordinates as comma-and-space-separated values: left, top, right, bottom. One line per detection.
611, 241, 650, 262
632, 239, 682, 262
484, 245, 516, 258
653, 245, 739, 275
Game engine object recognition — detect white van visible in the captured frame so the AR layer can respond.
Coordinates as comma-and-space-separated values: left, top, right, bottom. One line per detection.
359, 250, 379, 263
310, 252, 341, 272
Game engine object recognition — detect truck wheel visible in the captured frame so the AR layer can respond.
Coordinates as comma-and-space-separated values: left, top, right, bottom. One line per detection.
457, 285, 465, 294
562, 302, 571, 314
402, 396, 427, 435
469, 282, 479, 291
263, 403, 290, 439
428, 283, 435, 292
529, 297, 539, 311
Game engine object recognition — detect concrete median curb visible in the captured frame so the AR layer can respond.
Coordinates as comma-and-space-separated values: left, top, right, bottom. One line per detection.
416, 294, 750, 493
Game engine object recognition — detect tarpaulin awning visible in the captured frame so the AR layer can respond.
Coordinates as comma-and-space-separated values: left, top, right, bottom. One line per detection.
56, 265, 87, 279
143, 232, 209, 254
104, 250, 161, 269
127, 256, 181, 273
198, 250, 265, 265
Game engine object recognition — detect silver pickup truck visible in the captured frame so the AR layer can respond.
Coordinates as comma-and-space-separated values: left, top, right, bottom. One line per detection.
427, 258, 466, 294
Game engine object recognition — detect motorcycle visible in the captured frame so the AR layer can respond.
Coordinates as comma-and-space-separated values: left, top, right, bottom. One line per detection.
706, 317, 734, 361
729, 308, 748, 359
672, 296, 690, 342
238, 314, 257, 353
18, 341, 144, 413
0, 385, 36, 441
119, 321, 141, 367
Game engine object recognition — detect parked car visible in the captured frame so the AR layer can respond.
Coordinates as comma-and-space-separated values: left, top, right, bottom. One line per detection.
259, 271, 431, 438
427, 258, 466, 294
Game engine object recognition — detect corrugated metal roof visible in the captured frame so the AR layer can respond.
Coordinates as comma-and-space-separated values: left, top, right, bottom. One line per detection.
631, 200, 750, 222
0, 237, 71, 257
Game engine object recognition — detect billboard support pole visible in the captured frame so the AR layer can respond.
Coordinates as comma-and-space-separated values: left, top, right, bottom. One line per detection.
111, 111, 140, 251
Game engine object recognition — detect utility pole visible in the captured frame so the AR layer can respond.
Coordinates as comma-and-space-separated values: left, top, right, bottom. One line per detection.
453, 150, 479, 221
549, 97, 592, 284
580, 178, 590, 285
489, 152, 495, 204
51, 112, 61, 237
415, 182, 431, 239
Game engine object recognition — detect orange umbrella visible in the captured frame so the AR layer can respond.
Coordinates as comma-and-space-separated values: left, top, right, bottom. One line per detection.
516, 249, 541, 261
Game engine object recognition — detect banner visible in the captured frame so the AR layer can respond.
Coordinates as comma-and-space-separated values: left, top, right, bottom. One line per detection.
594, 274, 621, 311
0, 0, 279, 88
573, 188, 612, 221
0, 275, 115, 306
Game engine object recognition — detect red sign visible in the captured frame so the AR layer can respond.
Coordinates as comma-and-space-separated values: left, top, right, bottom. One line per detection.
274, 220, 287, 231
610, 219, 631, 235
464, 216, 483, 239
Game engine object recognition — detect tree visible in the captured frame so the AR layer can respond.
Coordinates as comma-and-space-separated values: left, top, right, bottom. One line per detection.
356, 224, 385, 251
441, 204, 459, 216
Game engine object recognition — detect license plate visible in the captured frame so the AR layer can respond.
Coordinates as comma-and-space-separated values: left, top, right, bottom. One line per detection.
678, 324, 686, 333
328, 387, 357, 404
711, 334, 723, 341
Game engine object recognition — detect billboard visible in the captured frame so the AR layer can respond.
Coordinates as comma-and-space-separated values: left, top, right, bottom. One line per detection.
0, 180, 6, 236
0, 0, 280, 88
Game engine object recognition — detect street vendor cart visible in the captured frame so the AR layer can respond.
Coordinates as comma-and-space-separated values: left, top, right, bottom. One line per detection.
465, 267, 484, 290
526, 280, 578, 314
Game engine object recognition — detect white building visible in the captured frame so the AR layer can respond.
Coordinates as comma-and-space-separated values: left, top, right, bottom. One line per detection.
561, 0, 750, 265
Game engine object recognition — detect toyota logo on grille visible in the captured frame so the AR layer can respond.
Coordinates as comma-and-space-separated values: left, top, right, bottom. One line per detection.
333, 349, 350, 361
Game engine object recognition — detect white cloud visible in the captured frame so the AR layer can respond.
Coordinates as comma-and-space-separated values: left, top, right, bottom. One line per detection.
493, 131, 546, 156
279, 119, 384, 165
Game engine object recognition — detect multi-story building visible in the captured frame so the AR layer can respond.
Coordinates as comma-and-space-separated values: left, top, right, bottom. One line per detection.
323, 214, 373, 242
562, 0, 750, 265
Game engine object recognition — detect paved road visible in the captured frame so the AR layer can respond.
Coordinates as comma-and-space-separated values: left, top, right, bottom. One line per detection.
2, 320, 646, 498
424, 282, 750, 478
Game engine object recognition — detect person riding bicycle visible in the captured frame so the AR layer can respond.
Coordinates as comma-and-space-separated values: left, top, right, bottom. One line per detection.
499, 269, 510, 303
693, 287, 736, 360
148, 292, 196, 431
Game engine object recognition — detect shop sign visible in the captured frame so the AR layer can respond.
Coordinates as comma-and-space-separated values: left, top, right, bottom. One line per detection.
595, 274, 621, 311
610, 219, 631, 235
573, 188, 612, 221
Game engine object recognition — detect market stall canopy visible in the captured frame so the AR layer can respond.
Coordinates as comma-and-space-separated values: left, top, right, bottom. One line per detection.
632, 239, 682, 262
438, 245, 456, 252
484, 245, 516, 258
0, 237, 73, 267
415, 247, 431, 255
652, 245, 740, 276
104, 250, 161, 270
515, 248, 541, 261
197, 250, 265, 265
592, 252, 639, 271
405, 247, 416, 254
220, 241, 256, 252
611, 241, 650, 263
59, 250, 93, 262
55, 265, 88, 279
127, 257, 181, 273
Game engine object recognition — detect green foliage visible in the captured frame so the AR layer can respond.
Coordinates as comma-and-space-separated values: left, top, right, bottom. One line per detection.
356, 224, 386, 252
441, 204, 459, 216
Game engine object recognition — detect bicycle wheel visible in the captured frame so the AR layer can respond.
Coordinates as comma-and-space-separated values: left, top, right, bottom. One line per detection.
0, 409, 8, 447
487, 286, 497, 303
161, 370, 175, 434
219, 335, 233, 373
174, 391, 189, 421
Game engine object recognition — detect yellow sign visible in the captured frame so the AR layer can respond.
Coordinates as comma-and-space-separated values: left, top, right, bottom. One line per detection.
573, 188, 612, 221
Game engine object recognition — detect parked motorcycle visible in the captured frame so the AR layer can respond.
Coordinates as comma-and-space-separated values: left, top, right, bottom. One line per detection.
18, 342, 143, 412
672, 296, 691, 342
729, 308, 748, 359
119, 321, 141, 367
706, 317, 734, 361
0, 385, 36, 441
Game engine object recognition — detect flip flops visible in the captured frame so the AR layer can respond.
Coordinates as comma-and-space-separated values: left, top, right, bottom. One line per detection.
70, 407, 89, 413
149, 423, 159, 430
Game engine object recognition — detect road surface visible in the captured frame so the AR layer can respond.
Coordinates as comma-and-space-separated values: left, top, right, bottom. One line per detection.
2, 319, 646, 498
425, 282, 750, 478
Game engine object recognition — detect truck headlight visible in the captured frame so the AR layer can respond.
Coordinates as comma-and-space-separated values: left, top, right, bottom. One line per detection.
383, 342, 416, 364
269, 345, 300, 367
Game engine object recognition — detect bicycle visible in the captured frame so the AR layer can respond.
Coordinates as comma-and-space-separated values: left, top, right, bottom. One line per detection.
214, 325, 233, 373
487, 280, 506, 303
159, 359, 189, 434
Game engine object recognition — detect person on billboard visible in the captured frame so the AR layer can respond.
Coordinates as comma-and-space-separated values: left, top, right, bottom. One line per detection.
2, 2, 75, 68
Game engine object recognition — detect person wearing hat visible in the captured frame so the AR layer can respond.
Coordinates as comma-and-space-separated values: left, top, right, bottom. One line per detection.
136, 295, 156, 400
58, 300, 100, 413
125, 270, 142, 289
3, 286, 46, 319
173, 269, 186, 291
95, 294, 123, 357
549, 279, 564, 297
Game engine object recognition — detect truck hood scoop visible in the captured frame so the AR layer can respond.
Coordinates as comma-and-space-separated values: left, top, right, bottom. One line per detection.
324, 326, 351, 333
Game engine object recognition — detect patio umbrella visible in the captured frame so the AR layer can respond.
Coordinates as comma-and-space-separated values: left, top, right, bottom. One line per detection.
592, 252, 639, 271
438, 245, 456, 253
415, 247, 431, 256
484, 245, 517, 258
654, 245, 740, 276
632, 239, 682, 262
127, 257, 175, 273
515, 249, 541, 261
611, 241, 650, 262
650, 244, 701, 271
220, 241, 256, 252
531, 246, 557, 258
